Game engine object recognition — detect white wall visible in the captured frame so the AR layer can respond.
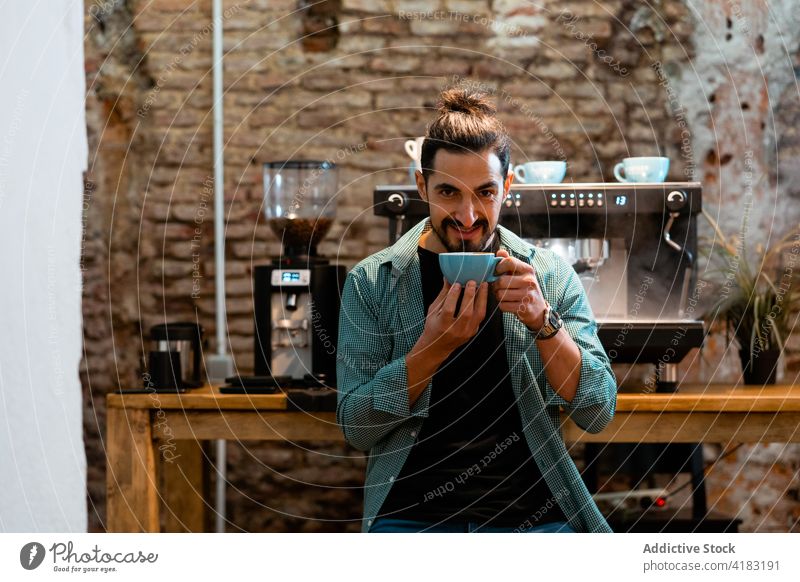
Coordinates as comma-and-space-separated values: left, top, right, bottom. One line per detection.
0, 1, 88, 531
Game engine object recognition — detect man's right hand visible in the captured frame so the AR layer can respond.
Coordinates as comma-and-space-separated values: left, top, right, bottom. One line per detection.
405, 277, 488, 408
420, 277, 489, 357
406, 280, 489, 406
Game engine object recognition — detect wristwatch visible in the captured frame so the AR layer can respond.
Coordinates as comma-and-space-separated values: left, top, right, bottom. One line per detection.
536, 302, 563, 340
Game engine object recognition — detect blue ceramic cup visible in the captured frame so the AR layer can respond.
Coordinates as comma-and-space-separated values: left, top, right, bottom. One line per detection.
439, 252, 502, 285
613, 157, 669, 183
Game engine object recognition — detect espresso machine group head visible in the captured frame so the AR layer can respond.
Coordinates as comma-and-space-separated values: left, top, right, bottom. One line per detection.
253, 161, 346, 388
374, 181, 706, 392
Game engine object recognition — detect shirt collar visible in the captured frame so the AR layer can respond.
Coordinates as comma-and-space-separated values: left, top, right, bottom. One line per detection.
381, 217, 535, 275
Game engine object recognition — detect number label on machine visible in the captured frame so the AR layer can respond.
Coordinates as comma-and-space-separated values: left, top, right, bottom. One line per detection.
271, 269, 311, 286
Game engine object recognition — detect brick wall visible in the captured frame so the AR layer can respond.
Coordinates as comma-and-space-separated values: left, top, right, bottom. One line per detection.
83, 0, 800, 532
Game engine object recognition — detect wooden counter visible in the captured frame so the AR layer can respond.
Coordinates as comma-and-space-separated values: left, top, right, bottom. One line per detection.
570, 383, 800, 443
106, 383, 800, 532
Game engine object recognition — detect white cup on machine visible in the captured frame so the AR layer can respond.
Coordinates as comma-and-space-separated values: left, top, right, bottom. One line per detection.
613, 156, 670, 183
404, 137, 425, 173
512, 160, 567, 184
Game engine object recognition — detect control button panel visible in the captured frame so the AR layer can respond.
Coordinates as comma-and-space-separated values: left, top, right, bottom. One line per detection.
547, 192, 605, 208
504, 193, 521, 208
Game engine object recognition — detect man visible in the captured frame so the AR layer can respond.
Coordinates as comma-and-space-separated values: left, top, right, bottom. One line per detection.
336, 87, 616, 533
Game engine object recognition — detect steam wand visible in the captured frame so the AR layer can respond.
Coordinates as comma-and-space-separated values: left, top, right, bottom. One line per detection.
387, 192, 409, 244
663, 191, 694, 318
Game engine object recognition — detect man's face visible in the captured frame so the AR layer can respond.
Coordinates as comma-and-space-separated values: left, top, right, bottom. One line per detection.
415, 147, 512, 252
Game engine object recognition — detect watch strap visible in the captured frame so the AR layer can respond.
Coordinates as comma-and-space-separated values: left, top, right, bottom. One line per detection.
537, 302, 562, 340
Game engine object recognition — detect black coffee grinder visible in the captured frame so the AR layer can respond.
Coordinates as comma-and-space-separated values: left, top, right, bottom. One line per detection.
252, 161, 346, 389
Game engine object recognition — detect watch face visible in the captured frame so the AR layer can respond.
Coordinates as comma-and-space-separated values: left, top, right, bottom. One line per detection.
544, 310, 562, 337
538, 304, 561, 338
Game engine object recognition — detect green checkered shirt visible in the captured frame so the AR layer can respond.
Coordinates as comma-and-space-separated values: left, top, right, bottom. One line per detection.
336, 217, 616, 532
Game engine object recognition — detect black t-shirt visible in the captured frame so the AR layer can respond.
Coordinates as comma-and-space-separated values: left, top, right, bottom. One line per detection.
379, 240, 566, 528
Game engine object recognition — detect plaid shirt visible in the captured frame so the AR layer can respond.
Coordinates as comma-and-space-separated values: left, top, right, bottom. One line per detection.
336, 217, 616, 532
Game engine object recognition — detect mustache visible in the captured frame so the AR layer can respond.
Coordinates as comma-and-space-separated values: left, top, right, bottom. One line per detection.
442, 218, 488, 230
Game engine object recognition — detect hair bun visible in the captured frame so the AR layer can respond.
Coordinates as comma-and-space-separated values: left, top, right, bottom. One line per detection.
438, 87, 496, 117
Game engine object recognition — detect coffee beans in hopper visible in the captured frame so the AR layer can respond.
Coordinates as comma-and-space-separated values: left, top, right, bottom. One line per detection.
269, 217, 333, 251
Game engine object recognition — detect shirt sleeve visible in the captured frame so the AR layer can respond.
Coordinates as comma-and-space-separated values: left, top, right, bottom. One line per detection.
542, 255, 617, 434
335, 267, 429, 451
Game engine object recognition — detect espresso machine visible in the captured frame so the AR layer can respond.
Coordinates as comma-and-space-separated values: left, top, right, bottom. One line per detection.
250, 161, 346, 391
373, 180, 733, 531
374, 181, 706, 384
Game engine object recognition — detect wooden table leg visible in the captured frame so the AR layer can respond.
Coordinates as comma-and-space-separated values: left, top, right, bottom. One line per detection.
161, 440, 207, 532
106, 407, 159, 532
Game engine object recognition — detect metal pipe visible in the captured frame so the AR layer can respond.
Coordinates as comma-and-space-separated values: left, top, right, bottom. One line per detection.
215, 439, 226, 533
212, 0, 227, 534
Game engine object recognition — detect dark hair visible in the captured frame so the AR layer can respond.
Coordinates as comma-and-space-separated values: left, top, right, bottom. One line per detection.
420, 87, 511, 181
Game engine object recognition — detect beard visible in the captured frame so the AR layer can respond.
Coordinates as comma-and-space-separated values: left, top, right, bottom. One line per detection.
431, 217, 496, 253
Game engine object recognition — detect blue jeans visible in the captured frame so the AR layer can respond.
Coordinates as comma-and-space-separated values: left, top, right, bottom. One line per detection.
370, 518, 575, 533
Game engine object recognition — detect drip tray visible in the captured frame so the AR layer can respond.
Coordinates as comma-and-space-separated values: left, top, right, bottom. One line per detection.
596, 320, 705, 365
220, 374, 337, 411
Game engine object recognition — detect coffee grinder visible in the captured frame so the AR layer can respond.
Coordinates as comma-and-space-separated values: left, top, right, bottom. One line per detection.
252, 161, 346, 388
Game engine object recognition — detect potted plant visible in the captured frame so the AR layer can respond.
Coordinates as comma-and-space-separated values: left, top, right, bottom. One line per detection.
701, 210, 800, 385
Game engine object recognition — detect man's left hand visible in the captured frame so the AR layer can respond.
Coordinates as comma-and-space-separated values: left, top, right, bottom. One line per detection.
493, 249, 547, 332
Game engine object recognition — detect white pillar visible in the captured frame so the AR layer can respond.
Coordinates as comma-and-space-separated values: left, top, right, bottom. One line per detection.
0, 0, 88, 532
